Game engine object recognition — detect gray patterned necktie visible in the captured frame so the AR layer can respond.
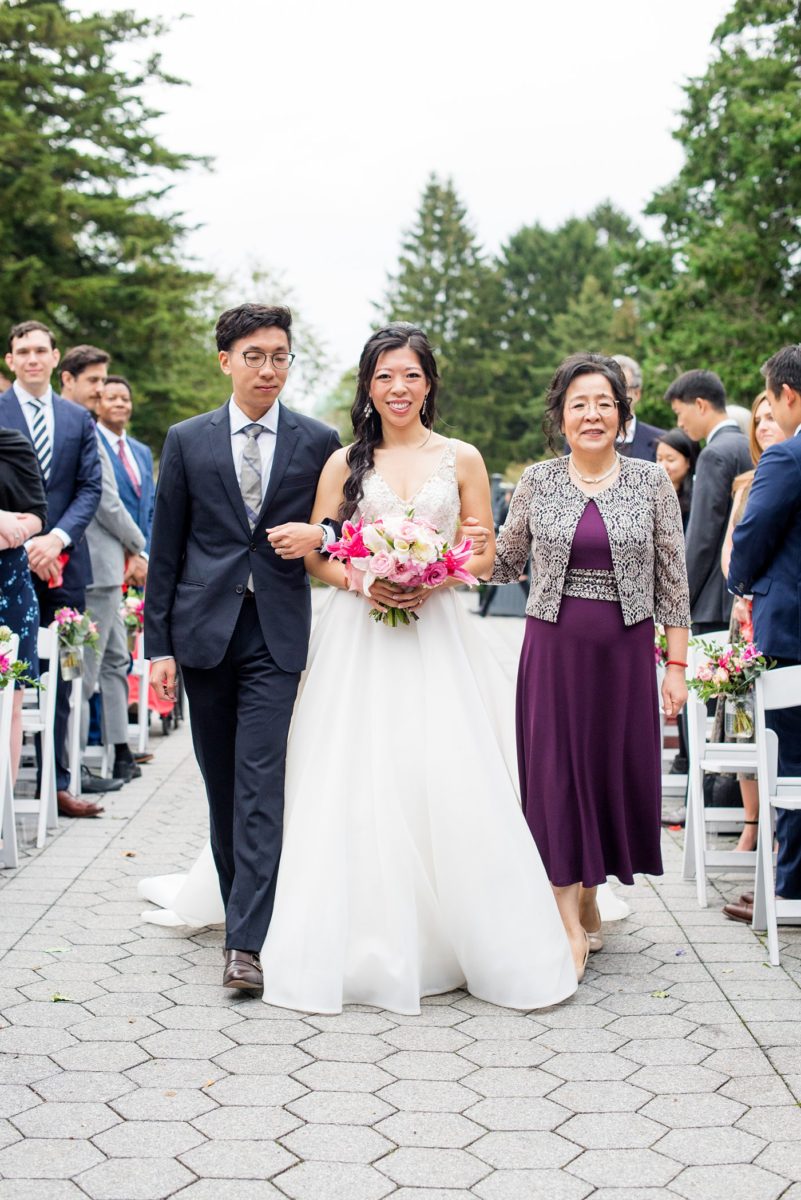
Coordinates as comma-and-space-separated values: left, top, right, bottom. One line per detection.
239, 423, 264, 528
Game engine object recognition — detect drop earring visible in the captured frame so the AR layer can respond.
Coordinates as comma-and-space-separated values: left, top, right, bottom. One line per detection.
364, 398, 373, 418
421, 393, 429, 416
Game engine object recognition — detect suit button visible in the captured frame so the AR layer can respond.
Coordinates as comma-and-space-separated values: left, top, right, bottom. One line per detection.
250, 543, 257, 552
235, 584, 244, 595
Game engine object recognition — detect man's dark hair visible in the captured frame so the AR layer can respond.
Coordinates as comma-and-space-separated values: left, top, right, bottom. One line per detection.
105, 373, 133, 398
762, 345, 801, 398
8, 320, 57, 351
664, 369, 726, 411
60, 344, 110, 381
215, 304, 292, 352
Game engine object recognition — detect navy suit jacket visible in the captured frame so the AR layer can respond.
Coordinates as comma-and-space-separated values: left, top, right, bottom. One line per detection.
728, 432, 801, 661
0, 386, 102, 595
97, 428, 155, 551
618, 418, 666, 463
145, 401, 341, 673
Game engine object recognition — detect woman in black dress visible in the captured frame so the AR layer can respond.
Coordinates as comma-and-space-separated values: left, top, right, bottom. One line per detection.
0, 427, 47, 781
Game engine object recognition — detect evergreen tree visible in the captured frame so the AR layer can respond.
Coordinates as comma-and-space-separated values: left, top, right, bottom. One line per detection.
642, 0, 801, 399
0, 0, 216, 448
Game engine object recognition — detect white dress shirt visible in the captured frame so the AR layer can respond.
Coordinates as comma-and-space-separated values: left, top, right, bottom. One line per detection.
14, 380, 69, 548
705, 417, 739, 444
98, 423, 142, 486
229, 396, 279, 504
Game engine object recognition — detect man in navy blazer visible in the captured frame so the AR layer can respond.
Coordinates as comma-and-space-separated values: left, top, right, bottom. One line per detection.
612, 355, 666, 462
146, 304, 341, 992
2, 320, 103, 816
96, 375, 155, 555
727, 344, 801, 918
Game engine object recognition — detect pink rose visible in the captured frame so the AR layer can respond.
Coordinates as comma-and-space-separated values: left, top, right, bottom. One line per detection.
422, 561, 449, 588
398, 519, 420, 543
0, 655, 9, 673
696, 664, 714, 682
712, 667, 730, 684
369, 551, 395, 579
390, 560, 423, 585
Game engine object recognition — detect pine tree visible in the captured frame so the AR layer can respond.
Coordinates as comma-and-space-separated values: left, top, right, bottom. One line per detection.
0, 0, 216, 447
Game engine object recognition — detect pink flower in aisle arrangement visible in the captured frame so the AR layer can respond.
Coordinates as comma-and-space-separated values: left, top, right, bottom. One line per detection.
327, 511, 478, 627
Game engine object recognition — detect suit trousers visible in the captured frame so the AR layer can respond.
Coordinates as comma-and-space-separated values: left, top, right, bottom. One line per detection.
82, 586, 131, 749
181, 597, 300, 951
34, 582, 85, 792
768, 657, 801, 899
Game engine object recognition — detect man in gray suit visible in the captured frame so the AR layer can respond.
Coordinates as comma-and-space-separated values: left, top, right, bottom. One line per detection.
666, 369, 752, 634
61, 346, 146, 790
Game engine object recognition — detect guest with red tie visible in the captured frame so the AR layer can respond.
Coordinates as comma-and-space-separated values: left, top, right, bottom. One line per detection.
96, 376, 155, 560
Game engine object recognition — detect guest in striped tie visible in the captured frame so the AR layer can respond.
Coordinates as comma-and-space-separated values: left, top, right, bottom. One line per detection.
60, 345, 147, 789
96, 375, 155, 554
1, 321, 103, 818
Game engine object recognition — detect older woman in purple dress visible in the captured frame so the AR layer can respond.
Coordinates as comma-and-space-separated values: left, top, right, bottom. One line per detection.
491, 353, 691, 979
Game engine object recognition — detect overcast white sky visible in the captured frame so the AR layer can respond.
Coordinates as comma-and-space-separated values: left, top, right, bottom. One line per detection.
84, 0, 730, 393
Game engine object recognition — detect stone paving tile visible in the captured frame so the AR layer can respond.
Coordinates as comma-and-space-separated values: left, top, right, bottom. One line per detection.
3, 612, 801, 1198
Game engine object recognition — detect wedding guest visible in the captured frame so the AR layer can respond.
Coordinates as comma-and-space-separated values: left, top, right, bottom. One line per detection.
726, 404, 753, 437
97, 375, 156, 553
60, 347, 145, 788
715, 392, 787, 854
1, 321, 103, 818
492, 352, 690, 972
666, 369, 752, 634
655, 428, 699, 531
611, 354, 666, 461
726, 351, 801, 924
0, 426, 47, 782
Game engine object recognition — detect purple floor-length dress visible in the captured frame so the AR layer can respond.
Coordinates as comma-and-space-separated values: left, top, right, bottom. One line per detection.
515, 500, 663, 887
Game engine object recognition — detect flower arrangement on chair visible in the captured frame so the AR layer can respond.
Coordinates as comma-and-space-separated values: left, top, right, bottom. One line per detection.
689, 637, 774, 739
120, 587, 145, 653
54, 607, 99, 680
0, 625, 38, 691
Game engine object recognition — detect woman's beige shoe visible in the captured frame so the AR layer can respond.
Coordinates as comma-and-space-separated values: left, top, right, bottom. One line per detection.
587, 930, 604, 953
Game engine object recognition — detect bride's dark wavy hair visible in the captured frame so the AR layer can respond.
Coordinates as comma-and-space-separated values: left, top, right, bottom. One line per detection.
340, 324, 440, 520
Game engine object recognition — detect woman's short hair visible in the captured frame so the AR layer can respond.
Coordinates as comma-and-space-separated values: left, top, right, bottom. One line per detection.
544, 352, 631, 453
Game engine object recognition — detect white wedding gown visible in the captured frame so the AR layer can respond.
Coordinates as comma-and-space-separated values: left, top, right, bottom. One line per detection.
139, 443, 581, 1013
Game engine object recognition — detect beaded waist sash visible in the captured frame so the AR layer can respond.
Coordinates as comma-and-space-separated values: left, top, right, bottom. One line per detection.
563, 567, 619, 603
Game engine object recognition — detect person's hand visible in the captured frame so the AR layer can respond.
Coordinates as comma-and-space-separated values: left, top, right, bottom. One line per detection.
27, 533, 65, 579
125, 554, 148, 587
367, 580, 430, 613
461, 517, 489, 555
0, 511, 27, 549
267, 522, 325, 559
661, 667, 688, 719
150, 658, 177, 702
731, 597, 751, 627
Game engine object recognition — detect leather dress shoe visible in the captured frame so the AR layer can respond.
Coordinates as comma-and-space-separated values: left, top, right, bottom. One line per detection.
740, 891, 754, 905
57, 790, 104, 818
723, 900, 754, 924
80, 766, 123, 795
113, 759, 142, 782
223, 949, 263, 992
134, 752, 154, 764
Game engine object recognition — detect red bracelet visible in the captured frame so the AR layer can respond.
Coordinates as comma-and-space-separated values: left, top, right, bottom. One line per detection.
666, 660, 688, 668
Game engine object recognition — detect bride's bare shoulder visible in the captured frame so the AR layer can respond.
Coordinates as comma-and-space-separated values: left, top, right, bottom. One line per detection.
450, 438, 488, 474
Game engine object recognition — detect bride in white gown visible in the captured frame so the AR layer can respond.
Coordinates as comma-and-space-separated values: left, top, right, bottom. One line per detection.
140, 324, 580, 1013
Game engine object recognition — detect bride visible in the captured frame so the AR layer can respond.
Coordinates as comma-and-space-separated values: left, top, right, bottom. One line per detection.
140, 324, 578, 1014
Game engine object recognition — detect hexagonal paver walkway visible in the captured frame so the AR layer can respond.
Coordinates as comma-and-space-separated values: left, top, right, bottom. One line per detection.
2, 595, 801, 1199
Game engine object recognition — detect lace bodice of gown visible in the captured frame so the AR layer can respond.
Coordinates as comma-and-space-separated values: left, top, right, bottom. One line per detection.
357, 440, 461, 542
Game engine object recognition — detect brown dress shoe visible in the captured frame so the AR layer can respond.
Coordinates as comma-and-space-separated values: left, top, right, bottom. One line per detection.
723, 901, 754, 924
57, 790, 104, 818
223, 949, 263, 992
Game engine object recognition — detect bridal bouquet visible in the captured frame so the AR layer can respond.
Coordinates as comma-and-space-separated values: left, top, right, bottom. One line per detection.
328, 514, 477, 627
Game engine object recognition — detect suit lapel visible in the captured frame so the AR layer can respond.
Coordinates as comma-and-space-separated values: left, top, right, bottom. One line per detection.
0, 390, 30, 441
209, 404, 252, 537
259, 408, 300, 523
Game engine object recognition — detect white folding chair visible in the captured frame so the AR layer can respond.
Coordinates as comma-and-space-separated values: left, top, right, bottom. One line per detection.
67, 673, 83, 796
129, 630, 151, 755
16, 621, 59, 848
681, 631, 758, 905
0, 634, 20, 869
752, 666, 801, 965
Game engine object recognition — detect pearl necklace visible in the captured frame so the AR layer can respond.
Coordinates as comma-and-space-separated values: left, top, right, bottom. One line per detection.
569, 452, 620, 485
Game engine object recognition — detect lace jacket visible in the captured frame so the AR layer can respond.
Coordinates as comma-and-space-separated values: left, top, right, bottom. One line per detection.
492, 456, 691, 628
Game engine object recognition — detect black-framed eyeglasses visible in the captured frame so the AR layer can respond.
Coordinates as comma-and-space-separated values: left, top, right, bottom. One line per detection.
240, 350, 296, 371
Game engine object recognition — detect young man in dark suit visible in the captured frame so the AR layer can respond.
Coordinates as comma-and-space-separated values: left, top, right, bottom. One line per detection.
612, 354, 666, 462
146, 304, 341, 992
96, 375, 156, 555
725, 345, 801, 922
1, 321, 103, 817
667, 369, 753, 634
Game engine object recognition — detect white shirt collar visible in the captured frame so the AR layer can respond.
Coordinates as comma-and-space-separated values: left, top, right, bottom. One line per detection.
795, 424, 801, 438
228, 396, 280, 435
13, 380, 53, 407
97, 421, 125, 448
706, 418, 739, 444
